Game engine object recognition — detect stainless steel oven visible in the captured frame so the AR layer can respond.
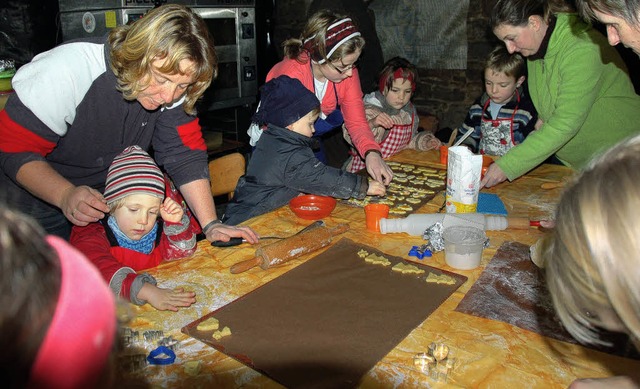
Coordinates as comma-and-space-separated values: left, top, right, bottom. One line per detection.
57, 0, 258, 111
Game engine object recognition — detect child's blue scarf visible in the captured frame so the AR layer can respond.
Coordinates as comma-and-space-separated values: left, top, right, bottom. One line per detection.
107, 216, 158, 254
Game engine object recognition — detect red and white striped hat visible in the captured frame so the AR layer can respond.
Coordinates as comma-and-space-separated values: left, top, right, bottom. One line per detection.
104, 145, 165, 205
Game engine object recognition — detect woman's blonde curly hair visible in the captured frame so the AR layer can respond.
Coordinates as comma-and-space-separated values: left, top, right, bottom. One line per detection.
108, 4, 217, 115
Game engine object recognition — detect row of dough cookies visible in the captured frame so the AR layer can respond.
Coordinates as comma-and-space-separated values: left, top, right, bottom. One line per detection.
356, 249, 455, 284
345, 162, 445, 209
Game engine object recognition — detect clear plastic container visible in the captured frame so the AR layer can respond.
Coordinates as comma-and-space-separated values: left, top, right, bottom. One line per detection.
442, 226, 486, 270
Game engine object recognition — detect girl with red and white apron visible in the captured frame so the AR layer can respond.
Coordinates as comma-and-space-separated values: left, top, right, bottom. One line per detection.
344, 58, 441, 173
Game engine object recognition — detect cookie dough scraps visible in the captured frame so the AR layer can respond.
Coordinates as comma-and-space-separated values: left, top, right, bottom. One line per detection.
184, 360, 202, 376
212, 326, 232, 340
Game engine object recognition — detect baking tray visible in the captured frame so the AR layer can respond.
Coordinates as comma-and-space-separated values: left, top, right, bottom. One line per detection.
182, 238, 466, 388
344, 162, 446, 216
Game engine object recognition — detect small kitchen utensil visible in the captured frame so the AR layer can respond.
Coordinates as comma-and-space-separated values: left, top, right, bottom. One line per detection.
364, 203, 389, 232
212, 220, 325, 247
452, 128, 474, 147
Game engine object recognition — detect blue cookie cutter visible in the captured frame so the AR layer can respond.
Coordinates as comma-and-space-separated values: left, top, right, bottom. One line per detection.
147, 345, 176, 365
409, 245, 432, 260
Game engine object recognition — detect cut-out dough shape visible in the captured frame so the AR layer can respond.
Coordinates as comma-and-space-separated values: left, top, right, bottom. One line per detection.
197, 317, 220, 331
357, 249, 369, 258
184, 360, 202, 376
426, 272, 456, 285
364, 253, 392, 266
392, 262, 425, 274
212, 326, 232, 340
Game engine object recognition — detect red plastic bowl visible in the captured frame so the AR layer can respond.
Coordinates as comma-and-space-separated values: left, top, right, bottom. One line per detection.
289, 195, 337, 220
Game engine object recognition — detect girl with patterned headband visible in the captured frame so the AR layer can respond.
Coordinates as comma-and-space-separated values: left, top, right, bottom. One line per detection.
248, 10, 394, 186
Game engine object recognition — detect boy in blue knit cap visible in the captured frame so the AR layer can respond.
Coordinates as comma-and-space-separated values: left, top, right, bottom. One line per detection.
224, 75, 385, 225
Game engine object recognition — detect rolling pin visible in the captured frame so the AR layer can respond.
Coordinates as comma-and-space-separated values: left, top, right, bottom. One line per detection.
540, 177, 571, 189
540, 181, 564, 189
230, 223, 350, 274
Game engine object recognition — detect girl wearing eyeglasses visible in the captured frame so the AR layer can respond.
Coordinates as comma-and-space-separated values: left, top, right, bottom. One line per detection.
248, 10, 393, 186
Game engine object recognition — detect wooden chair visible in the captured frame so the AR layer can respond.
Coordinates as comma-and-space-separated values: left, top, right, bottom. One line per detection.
208, 152, 246, 201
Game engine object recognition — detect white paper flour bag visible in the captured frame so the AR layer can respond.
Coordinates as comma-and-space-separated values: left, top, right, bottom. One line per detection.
445, 146, 482, 213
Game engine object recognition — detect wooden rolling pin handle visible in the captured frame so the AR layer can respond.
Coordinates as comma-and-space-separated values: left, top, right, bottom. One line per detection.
540, 182, 564, 189
507, 217, 533, 230
229, 257, 261, 274
329, 223, 350, 236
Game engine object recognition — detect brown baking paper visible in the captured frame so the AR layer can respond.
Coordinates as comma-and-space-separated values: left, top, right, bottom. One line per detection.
183, 238, 466, 388
455, 241, 640, 359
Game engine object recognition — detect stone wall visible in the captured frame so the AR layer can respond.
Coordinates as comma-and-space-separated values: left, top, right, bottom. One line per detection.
414, 5, 498, 131
272, 0, 498, 131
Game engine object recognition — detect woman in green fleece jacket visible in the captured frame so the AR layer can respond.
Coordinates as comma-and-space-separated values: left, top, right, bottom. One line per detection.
483, 0, 640, 188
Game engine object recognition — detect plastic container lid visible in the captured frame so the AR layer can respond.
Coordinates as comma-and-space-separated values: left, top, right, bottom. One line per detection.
442, 226, 486, 270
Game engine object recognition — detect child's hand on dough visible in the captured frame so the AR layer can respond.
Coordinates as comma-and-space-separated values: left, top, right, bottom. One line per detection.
139, 283, 196, 312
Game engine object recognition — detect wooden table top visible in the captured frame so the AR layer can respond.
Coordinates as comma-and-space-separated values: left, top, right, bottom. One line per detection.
122, 149, 640, 388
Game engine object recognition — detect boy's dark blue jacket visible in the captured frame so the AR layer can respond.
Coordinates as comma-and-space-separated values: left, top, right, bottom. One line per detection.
223, 124, 368, 225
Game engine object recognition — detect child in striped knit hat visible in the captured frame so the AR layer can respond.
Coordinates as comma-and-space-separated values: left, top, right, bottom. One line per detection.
70, 146, 197, 311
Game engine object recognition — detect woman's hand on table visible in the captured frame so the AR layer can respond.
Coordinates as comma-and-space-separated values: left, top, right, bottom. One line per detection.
568, 376, 639, 389
206, 223, 259, 245
480, 163, 507, 188
365, 151, 393, 185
